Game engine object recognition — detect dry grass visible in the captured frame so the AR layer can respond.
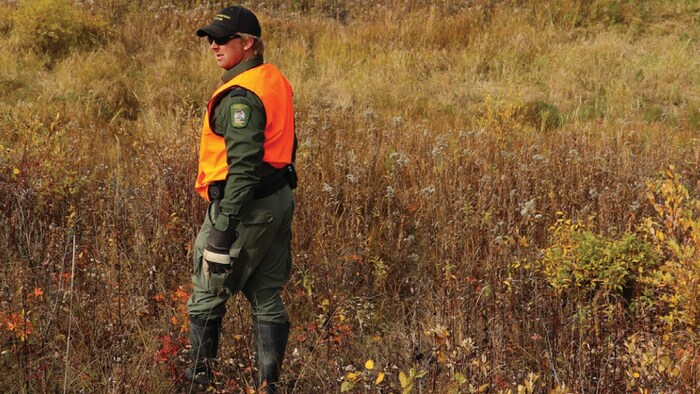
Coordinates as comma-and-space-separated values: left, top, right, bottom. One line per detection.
1, 0, 699, 392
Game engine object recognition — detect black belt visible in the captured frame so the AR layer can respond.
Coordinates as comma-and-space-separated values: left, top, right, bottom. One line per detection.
207, 174, 289, 201
254, 171, 289, 199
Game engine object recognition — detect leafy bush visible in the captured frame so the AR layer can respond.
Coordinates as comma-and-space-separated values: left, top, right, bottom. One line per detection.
642, 166, 700, 329
539, 167, 700, 333
619, 333, 690, 392
534, 169, 700, 390
540, 217, 660, 295
12, 0, 108, 59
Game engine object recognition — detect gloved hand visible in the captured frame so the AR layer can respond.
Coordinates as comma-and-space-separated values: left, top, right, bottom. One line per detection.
203, 224, 238, 277
203, 245, 232, 276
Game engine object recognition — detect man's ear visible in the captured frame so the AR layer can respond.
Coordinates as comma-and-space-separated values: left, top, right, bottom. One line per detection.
243, 37, 255, 51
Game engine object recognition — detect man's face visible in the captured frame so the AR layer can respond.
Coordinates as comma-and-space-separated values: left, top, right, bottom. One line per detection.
208, 35, 246, 70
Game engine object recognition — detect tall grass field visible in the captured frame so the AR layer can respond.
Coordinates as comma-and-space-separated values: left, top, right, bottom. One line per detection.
1, 0, 699, 392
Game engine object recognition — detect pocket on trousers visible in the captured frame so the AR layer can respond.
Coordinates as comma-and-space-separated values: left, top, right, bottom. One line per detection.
241, 210, 274, 225
207, 271, 228, 293
236, 209, 275, 248
206, 247, 241, 293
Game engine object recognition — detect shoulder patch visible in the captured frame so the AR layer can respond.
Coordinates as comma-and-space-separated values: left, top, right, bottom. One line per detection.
230, 102, 252, 128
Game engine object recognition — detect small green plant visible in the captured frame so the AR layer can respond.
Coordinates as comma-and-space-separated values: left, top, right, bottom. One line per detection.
398, 366, 428, 394
539, 215, 659, 296
519, 100, 563, 131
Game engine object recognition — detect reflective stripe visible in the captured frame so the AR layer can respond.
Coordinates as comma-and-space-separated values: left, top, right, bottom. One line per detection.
203, 249, 231, 265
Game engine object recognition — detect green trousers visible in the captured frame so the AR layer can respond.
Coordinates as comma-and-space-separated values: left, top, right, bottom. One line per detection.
187, 185, 294, 324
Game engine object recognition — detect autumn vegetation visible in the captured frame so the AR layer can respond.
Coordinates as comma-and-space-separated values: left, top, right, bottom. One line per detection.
1, 0, 699, 392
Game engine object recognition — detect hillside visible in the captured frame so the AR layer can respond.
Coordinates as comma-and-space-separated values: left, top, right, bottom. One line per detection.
1, 0, 699, 392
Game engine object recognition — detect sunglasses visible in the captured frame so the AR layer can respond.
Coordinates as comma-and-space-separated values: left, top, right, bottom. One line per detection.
208, 34, 241, 45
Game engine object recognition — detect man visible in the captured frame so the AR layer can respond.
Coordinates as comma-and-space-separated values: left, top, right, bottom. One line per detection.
185, 6, 297, 392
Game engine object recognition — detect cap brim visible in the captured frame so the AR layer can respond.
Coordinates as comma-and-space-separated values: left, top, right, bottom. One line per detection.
196, 24, 233, 38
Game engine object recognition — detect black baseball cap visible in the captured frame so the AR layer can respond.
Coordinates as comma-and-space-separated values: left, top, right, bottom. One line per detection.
196, 6, 261, 38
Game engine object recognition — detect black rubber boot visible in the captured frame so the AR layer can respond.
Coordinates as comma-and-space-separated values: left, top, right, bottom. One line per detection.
185, 317, 222, 386
253, 320, 290, 393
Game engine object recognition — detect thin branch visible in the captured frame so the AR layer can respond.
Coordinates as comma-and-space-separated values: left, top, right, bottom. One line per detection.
63, 229, 77, 394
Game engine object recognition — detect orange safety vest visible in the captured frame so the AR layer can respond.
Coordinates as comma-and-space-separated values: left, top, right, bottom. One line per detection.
195, 63, 294, 200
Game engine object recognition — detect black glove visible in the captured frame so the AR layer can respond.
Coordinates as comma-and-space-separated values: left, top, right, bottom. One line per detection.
203, 245, 232, 275
203, 225, 238, 277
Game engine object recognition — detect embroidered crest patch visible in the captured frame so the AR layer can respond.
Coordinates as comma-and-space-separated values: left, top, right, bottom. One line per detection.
230, 103, 251, 128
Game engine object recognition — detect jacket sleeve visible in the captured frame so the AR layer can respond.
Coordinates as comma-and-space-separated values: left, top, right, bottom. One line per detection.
209, 88, 267, 243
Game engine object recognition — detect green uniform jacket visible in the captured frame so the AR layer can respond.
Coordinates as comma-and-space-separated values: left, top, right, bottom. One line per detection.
211, 56, 268, 236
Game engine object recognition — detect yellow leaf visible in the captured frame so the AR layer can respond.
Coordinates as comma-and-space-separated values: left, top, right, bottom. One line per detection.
478, 383, 489, 392
633, 372, 640, 378
341, 381, 354, 392
437, 351, 447, 363
399, 371, 410, 388
365, 359, 375, 370
375, 372, 385, 384
346, 372, 359, 383
13, 168, 20, 175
